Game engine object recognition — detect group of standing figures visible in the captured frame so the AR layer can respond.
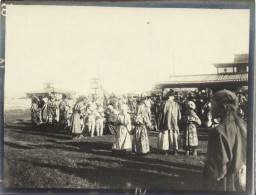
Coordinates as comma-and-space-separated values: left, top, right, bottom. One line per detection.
30, 89, 247, 191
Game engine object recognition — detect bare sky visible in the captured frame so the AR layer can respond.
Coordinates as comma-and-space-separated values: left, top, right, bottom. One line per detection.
5, 5, 250, 96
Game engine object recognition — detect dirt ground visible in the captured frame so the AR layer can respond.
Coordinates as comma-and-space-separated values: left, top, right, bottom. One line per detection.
3, 109, 209, 191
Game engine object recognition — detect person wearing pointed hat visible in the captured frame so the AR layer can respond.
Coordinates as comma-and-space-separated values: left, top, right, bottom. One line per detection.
203, 90, 247, 191
157, 89, 181, 155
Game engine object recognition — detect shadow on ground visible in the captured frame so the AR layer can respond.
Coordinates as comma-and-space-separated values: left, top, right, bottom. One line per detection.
4, 119, 207, 190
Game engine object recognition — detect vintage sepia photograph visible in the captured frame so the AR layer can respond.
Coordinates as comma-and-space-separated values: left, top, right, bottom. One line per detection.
0, 0, 254, 194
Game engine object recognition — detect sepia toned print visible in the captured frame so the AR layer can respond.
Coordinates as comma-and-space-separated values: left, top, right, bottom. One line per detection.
1, 2, 253, 193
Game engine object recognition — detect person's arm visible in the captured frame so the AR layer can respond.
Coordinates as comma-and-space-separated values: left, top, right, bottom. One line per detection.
144, 114, 153, 130
203, 129, 230, 190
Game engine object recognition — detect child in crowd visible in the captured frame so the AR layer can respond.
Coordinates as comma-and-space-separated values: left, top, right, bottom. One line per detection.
184, 101, 201, 156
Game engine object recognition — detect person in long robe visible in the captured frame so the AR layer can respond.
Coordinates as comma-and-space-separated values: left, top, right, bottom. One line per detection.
59, 94, 69, 129
133, 100, 153, 156
54, 98, 60, 124
46, 95, 56, 125
183, 101, 201, 156
70, 97, 85, 139
112, 104, 132, 156
105, 104, 119, 135
154, 95, 162, 131
30, 96, 40, 125
38, 97, 46, 124
203, 90, 247, 191
158, 89, 181, 155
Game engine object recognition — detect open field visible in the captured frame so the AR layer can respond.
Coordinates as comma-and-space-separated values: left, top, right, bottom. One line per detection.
4, 109, 209, 191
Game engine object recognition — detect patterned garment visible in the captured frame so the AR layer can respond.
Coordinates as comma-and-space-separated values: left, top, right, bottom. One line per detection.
185, 123, 198, 148
133, 125, 150, 154
184, 110, 201, 149
133, 102, 152, 154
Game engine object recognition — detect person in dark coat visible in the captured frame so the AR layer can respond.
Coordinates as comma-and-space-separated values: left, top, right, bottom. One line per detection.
203, 90, 247, 191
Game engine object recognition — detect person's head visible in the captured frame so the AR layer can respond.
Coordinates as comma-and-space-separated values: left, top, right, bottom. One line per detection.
165, 89, 175, 100
120, 104, 128, 115
107, 105, 114, 113
32, 96, 39, 104
211, 90, 239, 119
62, 94, 67, 99
186, 101, 196, 110
76, 96, 85, 103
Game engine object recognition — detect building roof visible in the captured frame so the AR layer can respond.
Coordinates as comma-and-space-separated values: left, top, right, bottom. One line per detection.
155, 73, 248, 89
213, 62, 248, 68
26, 87, 71, 95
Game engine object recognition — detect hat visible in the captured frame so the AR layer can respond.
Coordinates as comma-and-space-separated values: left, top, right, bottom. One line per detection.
212, 90, 239, 110
76, 96, 86, 103
166, 89, 175, 97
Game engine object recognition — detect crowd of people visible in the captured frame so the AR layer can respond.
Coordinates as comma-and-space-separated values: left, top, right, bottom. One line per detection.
30, 88, 248, 156
29, 87, 247, 191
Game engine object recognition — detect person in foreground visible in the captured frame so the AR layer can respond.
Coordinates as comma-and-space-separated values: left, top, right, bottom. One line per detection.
203, 90, 247, 191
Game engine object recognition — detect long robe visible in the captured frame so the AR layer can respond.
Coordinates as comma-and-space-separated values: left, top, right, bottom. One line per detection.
183, 110, 201, 150
59, 99, 69, 127
158, 99, 181, 151
159, 99, 181, 131
112, 114, 132, 151
70, 102, 84, 135
203, 114, 247, 191
133, 102, 152, 154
